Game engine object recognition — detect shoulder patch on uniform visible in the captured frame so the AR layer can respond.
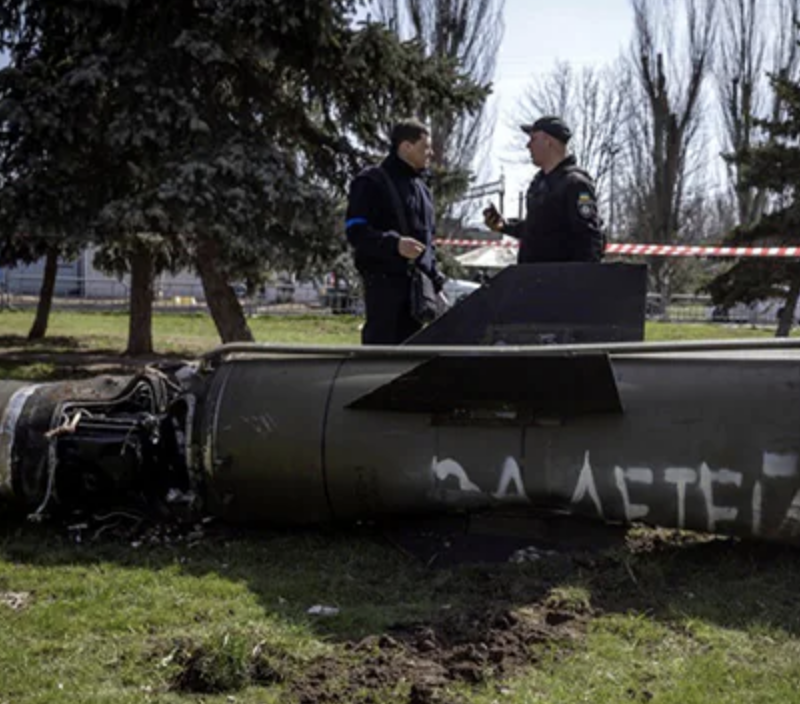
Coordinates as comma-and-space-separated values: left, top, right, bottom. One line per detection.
577, 191, 597, 219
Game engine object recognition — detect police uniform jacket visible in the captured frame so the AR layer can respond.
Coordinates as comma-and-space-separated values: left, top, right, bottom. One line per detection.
345, 152, 444, 290
504, 155, 604, 263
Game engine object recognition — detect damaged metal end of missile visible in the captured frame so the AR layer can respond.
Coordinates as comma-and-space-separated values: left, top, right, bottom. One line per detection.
0, 368, 203, 525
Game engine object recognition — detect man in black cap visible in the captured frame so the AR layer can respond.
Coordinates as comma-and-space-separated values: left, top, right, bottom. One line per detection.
345, 118, 447, 344
484, 116, 604, 263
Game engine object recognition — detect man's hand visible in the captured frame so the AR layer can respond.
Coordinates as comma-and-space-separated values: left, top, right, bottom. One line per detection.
398, 237, 425, 260
483, 203, 505, 232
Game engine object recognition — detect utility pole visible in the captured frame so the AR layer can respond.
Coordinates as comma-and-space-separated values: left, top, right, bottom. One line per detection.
608, 143, 621, 240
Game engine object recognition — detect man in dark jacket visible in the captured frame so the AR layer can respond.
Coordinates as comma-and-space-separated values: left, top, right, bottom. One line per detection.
484, 116, 604, 263
345, 118, 446, 344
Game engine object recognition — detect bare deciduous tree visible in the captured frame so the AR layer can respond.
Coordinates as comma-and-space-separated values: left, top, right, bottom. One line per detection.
373, 0, 504, 218
517, 59, 631, 237
624, 0, 717, 309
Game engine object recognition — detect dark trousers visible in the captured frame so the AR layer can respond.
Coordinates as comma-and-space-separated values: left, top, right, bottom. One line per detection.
361, 274, 422, 345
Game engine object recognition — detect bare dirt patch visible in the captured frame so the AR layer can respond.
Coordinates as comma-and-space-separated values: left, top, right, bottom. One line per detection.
291, 604, 588, 704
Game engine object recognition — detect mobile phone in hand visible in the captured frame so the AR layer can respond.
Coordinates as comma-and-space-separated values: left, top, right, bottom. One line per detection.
482, 203, 500, 220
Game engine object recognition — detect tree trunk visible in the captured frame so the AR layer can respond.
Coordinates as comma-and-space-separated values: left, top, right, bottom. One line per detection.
125, 243, 155, 356
195, 238, 254, 343
650, 258, 671, 319
776, 274, 800, 337
27, 247, 59, 340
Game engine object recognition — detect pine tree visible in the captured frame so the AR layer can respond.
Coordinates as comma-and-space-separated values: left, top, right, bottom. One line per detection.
0, 1, 487, 351
705, 68, 800, 336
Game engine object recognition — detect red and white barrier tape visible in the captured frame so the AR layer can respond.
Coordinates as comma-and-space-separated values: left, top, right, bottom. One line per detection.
605, 244, 800, 258
436, 239, 800, 258
438, 239, 520, 248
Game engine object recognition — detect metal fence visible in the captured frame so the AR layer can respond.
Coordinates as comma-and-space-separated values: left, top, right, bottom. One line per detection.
648, 293, 792, 327
0, 274, 365, 317
0, 273, 790, 328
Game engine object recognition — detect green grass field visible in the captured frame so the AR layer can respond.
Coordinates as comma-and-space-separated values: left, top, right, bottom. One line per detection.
0, 307, 786, 351
1, 311, 799, 703
0, 310, 364, 353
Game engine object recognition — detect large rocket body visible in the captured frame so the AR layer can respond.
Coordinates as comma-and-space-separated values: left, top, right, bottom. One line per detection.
4, 264, 797, 542
3, 339, 800, 544
197, 344, 800, 543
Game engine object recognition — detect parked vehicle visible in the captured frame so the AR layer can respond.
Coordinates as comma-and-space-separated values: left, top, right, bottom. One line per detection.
324, 278, 479, 315
443, 278, 480, 304
708, 298, 800, 325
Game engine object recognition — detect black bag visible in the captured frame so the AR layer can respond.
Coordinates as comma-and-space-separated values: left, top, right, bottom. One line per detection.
374, 166, 446, 324
408, 264, 445, 324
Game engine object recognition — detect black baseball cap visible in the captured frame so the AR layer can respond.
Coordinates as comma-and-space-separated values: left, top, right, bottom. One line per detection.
520, 116, 572, 143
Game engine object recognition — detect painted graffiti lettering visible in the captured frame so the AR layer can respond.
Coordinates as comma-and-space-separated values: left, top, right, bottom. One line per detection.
699, 463, 742, 532
752, 481, 763, 536
763, 452, 798, 479
779, 490, 800, 538
493, 457, 529, 501
572, 452, 799, 537
431, 456, 530, 503
614, 467, 653, 522
431, 457, 481, 493
664, 468, 697, 529
570, 452, 603, 518
431, 449, 800, 537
